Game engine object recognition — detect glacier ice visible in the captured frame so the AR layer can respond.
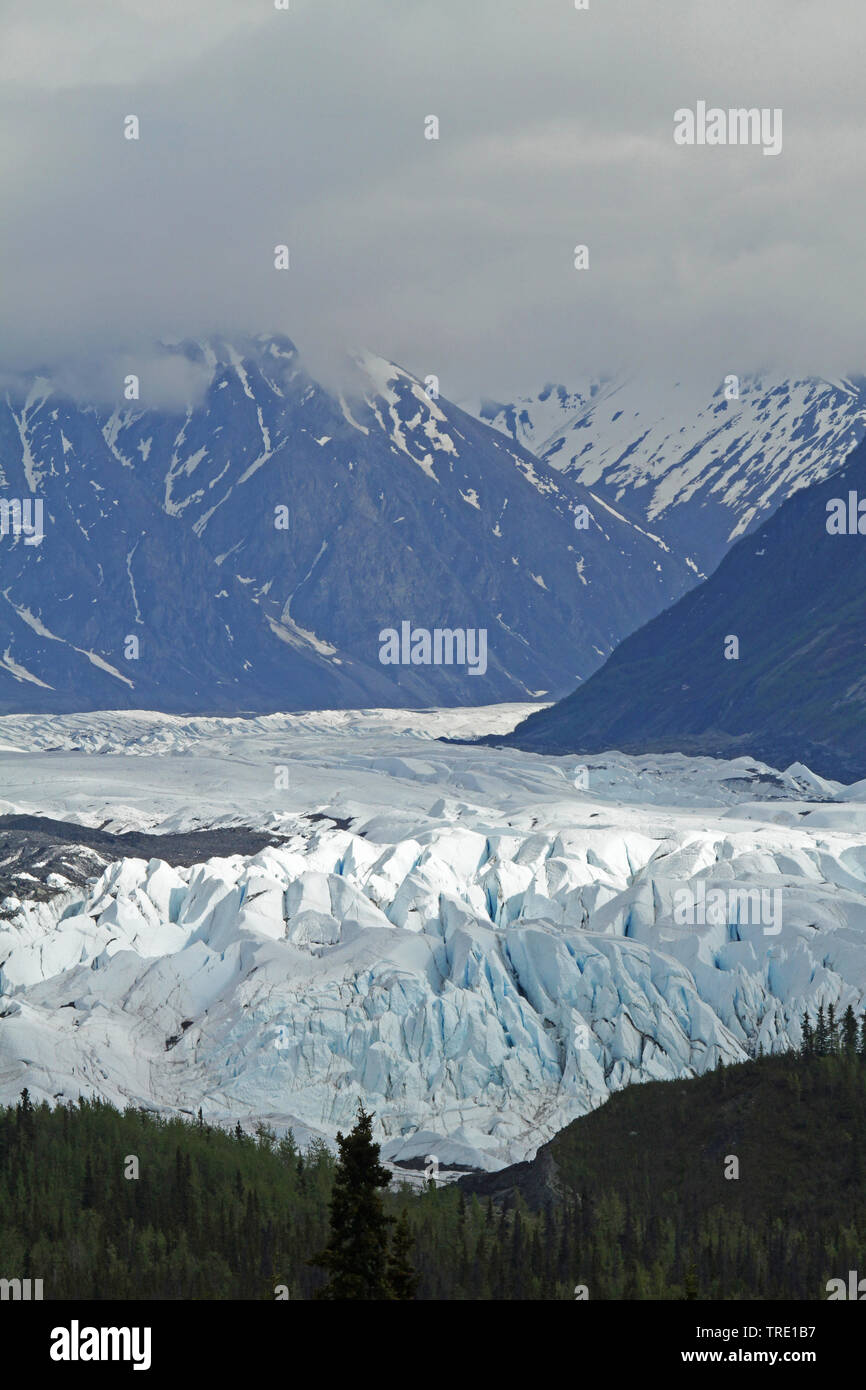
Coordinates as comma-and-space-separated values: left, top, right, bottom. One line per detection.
0, 705, 865, 1170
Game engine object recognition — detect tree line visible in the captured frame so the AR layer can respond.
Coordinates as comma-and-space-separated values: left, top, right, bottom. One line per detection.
3, 1015, 866, 1298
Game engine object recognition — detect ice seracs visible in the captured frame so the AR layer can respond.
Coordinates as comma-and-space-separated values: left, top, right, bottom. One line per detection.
1, 707, 866, 1170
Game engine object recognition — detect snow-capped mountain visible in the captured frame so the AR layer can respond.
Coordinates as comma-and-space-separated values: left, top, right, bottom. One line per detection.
0, 376, 361, 714
0, 337, 698, 712
2, 706, 866, 1170
468, 373, 866, 574
505, 436, 866, 782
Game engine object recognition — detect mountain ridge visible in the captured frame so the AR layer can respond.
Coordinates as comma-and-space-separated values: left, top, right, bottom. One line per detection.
502, 436, 866, 781
0, 336, 698, 712
466, 371, 866, 575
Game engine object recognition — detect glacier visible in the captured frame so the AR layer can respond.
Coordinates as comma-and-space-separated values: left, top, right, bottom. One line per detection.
1, 704, 865, 1171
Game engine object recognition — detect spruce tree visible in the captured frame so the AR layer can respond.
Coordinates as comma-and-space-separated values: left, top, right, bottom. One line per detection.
16, 1088, 35, 1144
843, 1004, 858, 1056
82, 1155, 96, 1209
387, 1208, 420, 1299
310, 1102, 394, 1299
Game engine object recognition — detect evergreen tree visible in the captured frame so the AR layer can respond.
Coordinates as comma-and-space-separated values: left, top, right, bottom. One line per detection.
310, 1102, 394, 1299
387, 1208, 420, 1299
843, 1005, 858, 1056
82, 1155, 96, 1209
816, 1004, 828, 1056
801, 1011, 813, 1058
3, 1043, 866, 1302
15, 1088, 35, 1142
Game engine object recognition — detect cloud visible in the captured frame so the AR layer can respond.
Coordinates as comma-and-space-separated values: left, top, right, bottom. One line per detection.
1, 0, 864, 398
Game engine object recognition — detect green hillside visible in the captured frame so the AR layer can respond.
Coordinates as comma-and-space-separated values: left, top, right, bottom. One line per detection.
2, 1033, 864, 1299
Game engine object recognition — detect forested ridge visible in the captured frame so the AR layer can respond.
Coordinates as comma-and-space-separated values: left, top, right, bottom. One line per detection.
0, 1006, 863, 1299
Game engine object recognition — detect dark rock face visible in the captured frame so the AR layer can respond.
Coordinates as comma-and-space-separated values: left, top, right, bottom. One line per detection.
0, 814, 286, 915
458, 1146, 565, 1210
0, 337, 698, 712
504, 439, 866, 783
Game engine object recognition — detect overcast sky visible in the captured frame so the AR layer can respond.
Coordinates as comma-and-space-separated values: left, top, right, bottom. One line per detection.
2, 0, 865, 401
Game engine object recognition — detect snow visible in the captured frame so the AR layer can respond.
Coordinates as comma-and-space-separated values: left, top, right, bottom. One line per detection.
356, 351, 454, 479
125, 542, 143, 624
1, 596, 134, 687
0, 704, 865, 1170
9, 401, 46, 492
466, 373, 866, 548
338, 395, 369, 435
3, 598, 58, 641
0, 650, 53, 688
82, 651, 135, 688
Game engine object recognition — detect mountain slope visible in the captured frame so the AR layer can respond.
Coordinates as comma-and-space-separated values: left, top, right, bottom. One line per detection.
503, 439, 866, 780
0, 339, 699, 711
0, 383, 361, 713
7, 1052, 866, 1303
469, 373, 866, 575
458, 1051, 866, 1299
102, 337, 698, 701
